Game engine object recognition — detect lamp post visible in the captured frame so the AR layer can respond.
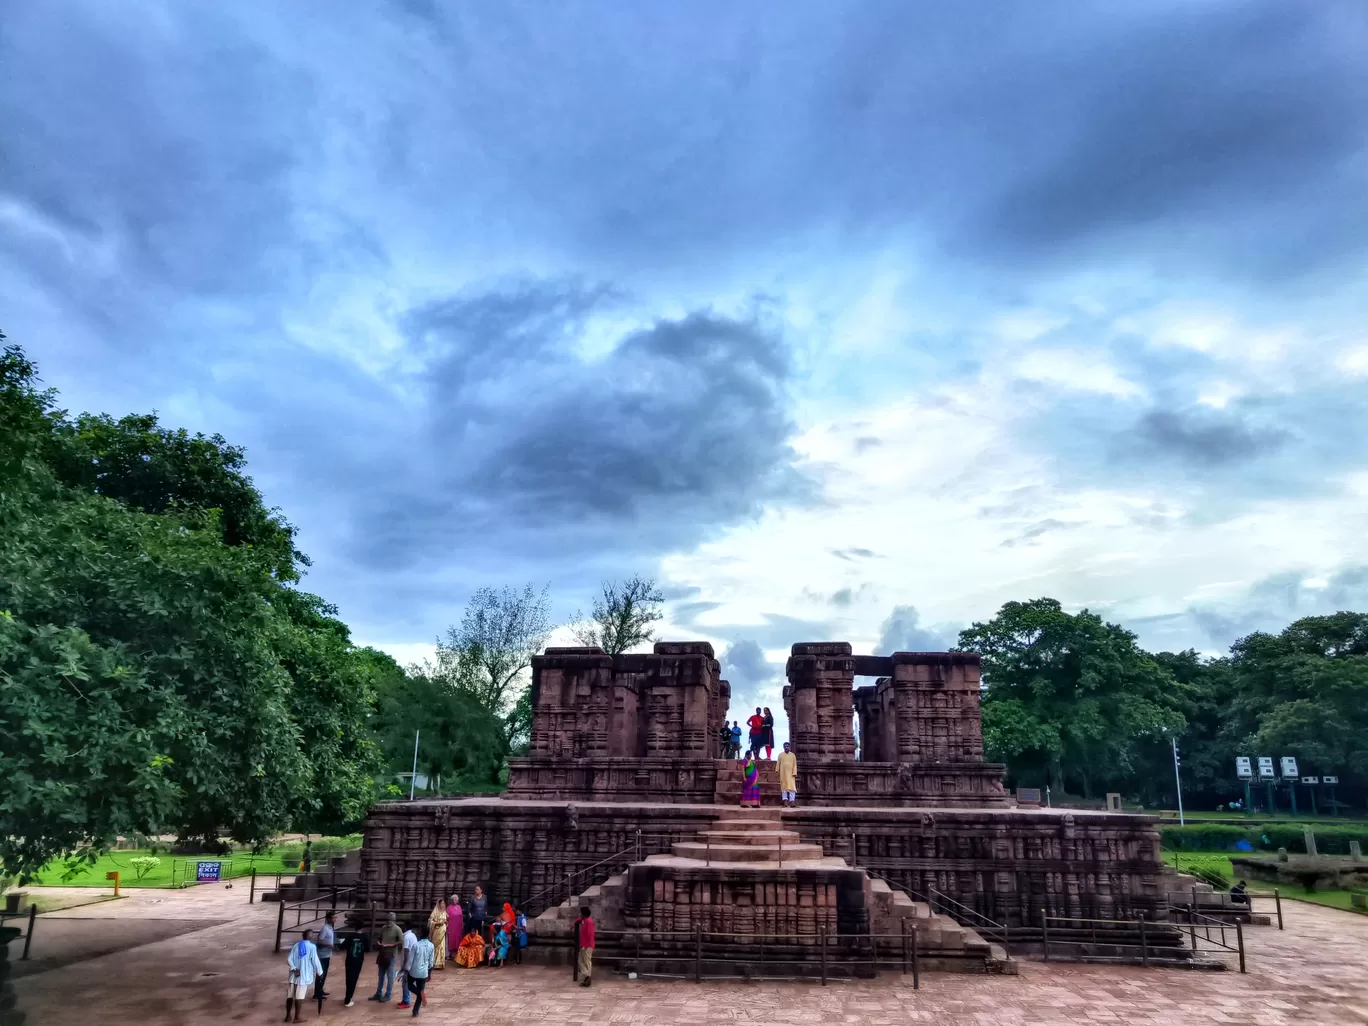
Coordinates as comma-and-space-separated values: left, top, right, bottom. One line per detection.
1171, 736, 1185, 827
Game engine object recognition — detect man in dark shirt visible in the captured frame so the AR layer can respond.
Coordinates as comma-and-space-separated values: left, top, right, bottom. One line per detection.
334, 928, 369, 1007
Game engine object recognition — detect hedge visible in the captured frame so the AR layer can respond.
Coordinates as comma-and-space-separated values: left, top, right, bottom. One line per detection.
1160, 823, 1368, 854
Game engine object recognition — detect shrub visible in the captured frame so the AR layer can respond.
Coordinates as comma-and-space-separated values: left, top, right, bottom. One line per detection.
1161, 823, 1368, 854
129, 856, 161, 880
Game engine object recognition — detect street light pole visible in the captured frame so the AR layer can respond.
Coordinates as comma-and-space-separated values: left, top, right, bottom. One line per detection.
1171, 737, 1185, 826
410, 729, 421, 801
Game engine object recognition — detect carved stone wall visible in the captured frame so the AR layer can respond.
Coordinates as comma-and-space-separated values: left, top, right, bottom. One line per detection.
359, 800, 1166, 928
524, 643, 728, 763
783, 642, 858, 760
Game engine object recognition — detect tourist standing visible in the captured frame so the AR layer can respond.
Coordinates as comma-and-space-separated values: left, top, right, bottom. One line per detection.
407, 924, 436, 1016
370, 912, 402, 1002
471, 886, 488, 934
514, 908, 528, 965
314, 910, 335, 1012
741, 754, 762, 808
396, 921, 418, 1009
428, 900, 447, 970
286, 928, 323, 1023
778, 742, 798, 808
445, 895, 463, 961
761, 707, 775, 760
729, 721, 742, 759
572, 905, 595, 987
338, 928, 368, 1007
746, 707, 765, 758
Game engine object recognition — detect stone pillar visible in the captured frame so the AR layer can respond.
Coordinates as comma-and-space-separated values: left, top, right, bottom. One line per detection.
1303, 825, 1318, 858
785, 642, 856, 760
528, 647, 614, 758
889, 652, 985, 764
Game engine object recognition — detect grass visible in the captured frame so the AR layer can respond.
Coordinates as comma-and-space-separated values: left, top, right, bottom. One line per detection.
24, 838, 356, 889
1151, 809, 1366, 824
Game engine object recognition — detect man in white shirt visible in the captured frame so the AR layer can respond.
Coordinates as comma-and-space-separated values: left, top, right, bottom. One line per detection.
285, 928, 324, 1024
396, 923, 418, 1010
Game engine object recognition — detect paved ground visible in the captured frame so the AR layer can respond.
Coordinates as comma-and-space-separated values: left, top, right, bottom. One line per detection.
9, 894, 1368, 1025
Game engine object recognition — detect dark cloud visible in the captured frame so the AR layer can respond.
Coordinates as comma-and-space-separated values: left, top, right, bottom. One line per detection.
1129, 409, 1290, 468
342, 282, 815, 570
873, 605, 960, 655
830, 547, 879, 562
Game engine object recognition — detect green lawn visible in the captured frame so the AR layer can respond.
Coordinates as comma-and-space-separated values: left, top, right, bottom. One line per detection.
31, 850, 307, 888
1151, 809, 1366, 824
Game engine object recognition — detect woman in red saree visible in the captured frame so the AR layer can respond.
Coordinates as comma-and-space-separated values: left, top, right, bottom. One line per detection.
741, 755, 761, 807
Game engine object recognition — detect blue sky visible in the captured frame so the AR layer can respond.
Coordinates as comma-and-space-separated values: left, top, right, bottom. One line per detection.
3, 1, 1367, 717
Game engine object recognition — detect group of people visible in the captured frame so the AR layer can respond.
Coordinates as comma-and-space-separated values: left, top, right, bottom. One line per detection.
721, 706, 777, 760
282, 886, 530, 1020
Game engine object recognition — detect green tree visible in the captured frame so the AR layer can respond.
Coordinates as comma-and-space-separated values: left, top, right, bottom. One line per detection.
570, 575, 665, 656
440, 584, 553, 714
959, 598, 1186, 797
1227, 612, 1368, 788
0, 336, 381, 874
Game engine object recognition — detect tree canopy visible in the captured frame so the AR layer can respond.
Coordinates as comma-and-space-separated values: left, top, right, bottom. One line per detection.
571, 575, 666, 656
0, 337, 381, 876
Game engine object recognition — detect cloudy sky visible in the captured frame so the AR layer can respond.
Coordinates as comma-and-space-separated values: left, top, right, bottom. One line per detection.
3, 1, 1367, 718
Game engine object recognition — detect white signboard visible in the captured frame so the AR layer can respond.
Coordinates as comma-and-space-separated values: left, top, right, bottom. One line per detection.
1235, 756, 1253, 779
1301, 776, 1319, 784
1257, 756, 1276, 779
1323, 775, 1339, 785
1281, 756, 1299, 779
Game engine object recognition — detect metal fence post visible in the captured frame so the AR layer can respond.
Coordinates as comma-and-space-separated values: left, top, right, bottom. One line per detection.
249, 867, 257, 904
1187, 904, 1196, 951
1138, 913, 1148, 967
635, 933, 641, 978
901, 918, 908, 975
274, 899, 286, 953
1236, 920, 1246, 974
820, 924, 827, 986
22, 903, 36, 960
911, 924, 920, 990
1274, 889, 1283, 931
695, 922, 702, 984
1041, 908, 1049, 962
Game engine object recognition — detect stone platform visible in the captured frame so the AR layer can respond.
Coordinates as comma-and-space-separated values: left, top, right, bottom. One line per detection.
358, 798, 1168, 929
526, 809, 1012, 976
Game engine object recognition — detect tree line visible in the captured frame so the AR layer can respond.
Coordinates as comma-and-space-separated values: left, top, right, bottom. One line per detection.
965, 598, 1368, 810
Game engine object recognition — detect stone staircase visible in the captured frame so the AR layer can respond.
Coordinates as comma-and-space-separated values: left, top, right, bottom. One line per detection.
1162, 867, 1271, 925
712, 760, 782, 806
528, 810, 1012, 976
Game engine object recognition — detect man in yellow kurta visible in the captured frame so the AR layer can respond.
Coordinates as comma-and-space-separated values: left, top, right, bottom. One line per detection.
777, 741, 798, 808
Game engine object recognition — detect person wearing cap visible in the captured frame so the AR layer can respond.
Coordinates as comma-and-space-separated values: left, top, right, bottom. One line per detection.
369, 912, 402, 1002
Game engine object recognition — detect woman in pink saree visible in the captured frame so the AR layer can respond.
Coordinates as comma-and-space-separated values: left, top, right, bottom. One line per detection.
446, 895, 463, 959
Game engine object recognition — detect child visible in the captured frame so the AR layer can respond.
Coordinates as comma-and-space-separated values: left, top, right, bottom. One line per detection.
513, 909, 528, 965
491, 922, 511, 967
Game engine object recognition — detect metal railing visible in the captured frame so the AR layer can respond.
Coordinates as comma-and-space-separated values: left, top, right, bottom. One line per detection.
1168, 903, 1249, 971
0, 903, 37, 961
521, 830, 649, 917
862, 867, 1012, 956
273, 885, 360, 952
1040, 908, 1246, 973
576, 923, 926, 986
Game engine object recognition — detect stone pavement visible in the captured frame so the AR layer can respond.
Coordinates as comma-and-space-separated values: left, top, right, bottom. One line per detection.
10, 895, 1368, 1025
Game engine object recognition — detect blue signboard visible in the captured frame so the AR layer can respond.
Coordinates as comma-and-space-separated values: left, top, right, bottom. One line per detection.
196, 861, 222, 882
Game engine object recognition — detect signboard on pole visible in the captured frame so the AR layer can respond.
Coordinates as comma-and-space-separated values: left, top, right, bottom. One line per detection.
1301, 776, 1319, 784
1323, 775, 1339, 785
196, 861, 222, 883
1280, 756, 1299, 779
1257, 756, 1275, 779
1235, 756, 1253, 779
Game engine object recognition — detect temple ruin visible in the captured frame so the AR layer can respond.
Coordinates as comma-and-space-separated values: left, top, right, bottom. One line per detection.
358, 639, 1178, 975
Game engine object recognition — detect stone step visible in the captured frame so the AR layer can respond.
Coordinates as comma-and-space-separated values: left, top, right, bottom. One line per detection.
671, 841, 826, 863
698, 829, 804, 846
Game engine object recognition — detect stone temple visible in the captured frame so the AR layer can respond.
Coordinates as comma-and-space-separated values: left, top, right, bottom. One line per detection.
358, 640, 1172, 973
